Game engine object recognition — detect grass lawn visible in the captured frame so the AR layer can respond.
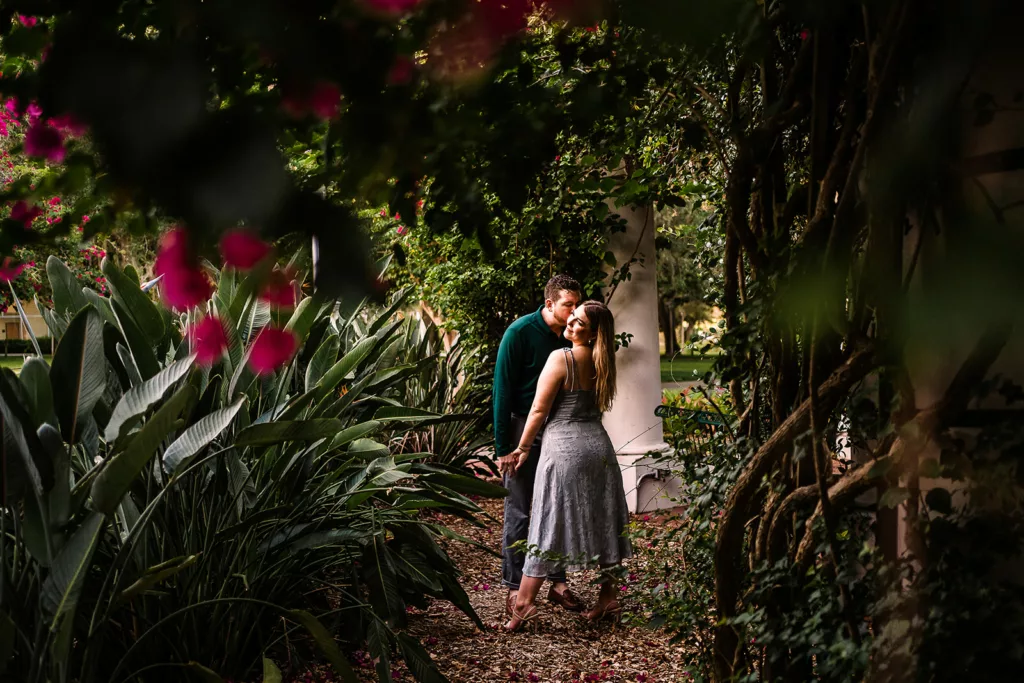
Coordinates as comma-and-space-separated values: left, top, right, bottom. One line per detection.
661, 354, 715, 383
0, 355, 51, 373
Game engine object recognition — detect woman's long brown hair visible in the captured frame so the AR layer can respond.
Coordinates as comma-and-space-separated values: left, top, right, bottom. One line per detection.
580, 300, 616, 413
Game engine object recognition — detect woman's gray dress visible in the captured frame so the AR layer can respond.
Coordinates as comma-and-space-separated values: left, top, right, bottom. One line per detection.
522, 349, 632, 577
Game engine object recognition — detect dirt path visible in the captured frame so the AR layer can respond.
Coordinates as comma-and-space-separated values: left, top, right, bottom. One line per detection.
393, 497, 694, 683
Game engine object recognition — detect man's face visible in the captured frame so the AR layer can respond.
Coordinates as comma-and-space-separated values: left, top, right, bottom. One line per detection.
547, 289, 580, 327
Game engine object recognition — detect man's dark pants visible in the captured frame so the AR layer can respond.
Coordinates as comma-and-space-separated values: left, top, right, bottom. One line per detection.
501, 414, 566, 589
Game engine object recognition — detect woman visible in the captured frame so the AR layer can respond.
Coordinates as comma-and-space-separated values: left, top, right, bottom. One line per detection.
503, 300, 631, 631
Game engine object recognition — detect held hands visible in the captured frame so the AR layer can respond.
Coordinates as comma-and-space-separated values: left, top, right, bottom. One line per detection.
498, 446, 529, 477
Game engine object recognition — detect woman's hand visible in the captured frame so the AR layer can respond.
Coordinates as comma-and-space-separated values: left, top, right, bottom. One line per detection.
512, 446, 530, 473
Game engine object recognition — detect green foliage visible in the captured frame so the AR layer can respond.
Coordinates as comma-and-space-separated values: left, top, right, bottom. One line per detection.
0, 256, 500, 683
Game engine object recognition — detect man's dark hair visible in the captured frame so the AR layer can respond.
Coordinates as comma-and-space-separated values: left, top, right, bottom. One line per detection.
544, 274, 581, 302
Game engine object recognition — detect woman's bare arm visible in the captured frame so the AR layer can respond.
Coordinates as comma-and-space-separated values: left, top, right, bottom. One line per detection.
508, 351, 566, 473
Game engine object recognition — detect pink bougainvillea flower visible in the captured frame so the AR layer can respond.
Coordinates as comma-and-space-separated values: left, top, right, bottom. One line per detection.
219, 228, 272, 270
153, 227, 213, 311
387, 55, 415, 85
24, 122, 66, 162
248, 326, 298, 375
0, 257, 25, 282
47, 196, 61, 206
17, 15, 38, 27
10, 200, 43, 226
800, 29, 810, 40
396, 225, 408, 236
260, 267, 297, 309
25, 101, 42, 121
189, 315, 229, 366
309, 81, 341, 120
49, 113, 88, 137
5, 98, 22, 117
364, 0, 422, 16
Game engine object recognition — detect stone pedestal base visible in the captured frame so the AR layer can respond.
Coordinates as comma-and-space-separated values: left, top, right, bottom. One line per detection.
617, 444, 679, 513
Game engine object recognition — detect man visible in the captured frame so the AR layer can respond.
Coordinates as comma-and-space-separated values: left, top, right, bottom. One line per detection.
494, 274, 584, 615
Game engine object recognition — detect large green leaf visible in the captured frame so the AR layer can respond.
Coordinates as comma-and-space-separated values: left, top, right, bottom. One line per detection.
8, 281, 42, 357
38, 424, 71, 529
367, 287, 412, 336
110, 299, 161, 380
305, 334, 340, 392
104, 354, 196, 442
347, 438, 390, 459
40, 512, 105, 621
235, 419, 342, 447
91, 386, 196, 514
182, 662, 224, 682
315, 336, 377, 399
366, 617, 391, 683
19, 356, 55, 428
102, 257, 166, 344
372, 406, 477, 426
116, 554, 199, 604
262, 658, 283, 683
46, 256, 90, 319
286, 294, 328, 343
50, 307, 106, 444
330, 420, 381, 448
396, 633, 447, 683
163, 397, 245, 474
288, 610, 357, 683
417, 467, 508, 498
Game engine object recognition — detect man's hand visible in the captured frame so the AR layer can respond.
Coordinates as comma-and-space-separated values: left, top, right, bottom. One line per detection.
498, 446, 526, 477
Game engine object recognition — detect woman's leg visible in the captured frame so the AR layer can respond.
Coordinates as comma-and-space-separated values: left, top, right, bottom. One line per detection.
586, 568, 621, 619
506, 575, 545, 629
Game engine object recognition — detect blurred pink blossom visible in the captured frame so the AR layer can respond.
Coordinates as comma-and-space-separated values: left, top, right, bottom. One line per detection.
153, 227, 212, 311
10, 201, 42, 226
219, 228, 271, 270
24, 122, 66, 162
189, 316, 229, 366
0, 257, 25, 282
248, 326, 298, 375
260, 267, 297, 309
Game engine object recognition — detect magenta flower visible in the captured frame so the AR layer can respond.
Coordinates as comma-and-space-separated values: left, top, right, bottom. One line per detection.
24, 122, 66, 162
10, 201, 43, 226
26, 102, 42, 121
17, 15, 38, 27
219, 228, 271, 270
309, 81, 341, 120
0, 257, 25, 282
387, 56, 415, 85
49, 113, 88, 137
248, 326, 298, 375
153, 227, 213, 311
260, 267, 297, 309
396, 225, 408, 236
189, 316, 229, 366
364, 0, 422, 16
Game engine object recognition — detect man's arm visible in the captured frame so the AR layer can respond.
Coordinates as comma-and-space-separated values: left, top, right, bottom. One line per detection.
492, 327, 519, 464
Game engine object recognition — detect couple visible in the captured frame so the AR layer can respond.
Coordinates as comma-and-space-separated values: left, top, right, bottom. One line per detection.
493, 274, 631, 632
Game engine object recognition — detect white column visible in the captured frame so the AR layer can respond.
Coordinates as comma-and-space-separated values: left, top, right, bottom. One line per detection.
603, 202, 673, 512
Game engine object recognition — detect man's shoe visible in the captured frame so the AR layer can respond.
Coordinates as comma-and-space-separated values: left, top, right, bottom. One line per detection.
547, 586, 584, 612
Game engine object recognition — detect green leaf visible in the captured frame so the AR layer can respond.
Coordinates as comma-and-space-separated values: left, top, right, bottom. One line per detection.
0, 610, 14, 675
396, 633, 447, 683
879, 487, 910, 510
182, 662, 224, 682
163, 397, 245, 474
102, 257, 166, 344
366, 617, 392, 683
19, 357, 55, 428
286, 294, 327, 343
111, 299, 161, 380
348, 438, 390, 459
81, 287, 119, 328
866, 456, 895, 480
235, 419, 342, 447
288, 610, 357, 683
46, 256, 90, 319
373, 406, 442, 423
50, 307, 106, 444
38, 424, 71, 528
104, 355, 196, 442
419, 469, 508, 498
918, 458, 941, 479
368, 288, 412, 336
315, 336, 377, 399
40, 512, 105, 622
116, 555, 199, 605
331, 421, 381, 448
91, 386, 196, 514
262, 658, 283, 683
305, 334, 340, 392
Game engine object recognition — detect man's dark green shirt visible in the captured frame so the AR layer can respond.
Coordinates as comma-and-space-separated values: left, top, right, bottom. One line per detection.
492, 306, 569, 459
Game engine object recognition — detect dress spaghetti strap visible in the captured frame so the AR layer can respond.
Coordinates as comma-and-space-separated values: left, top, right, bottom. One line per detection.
563, 347, 579, 391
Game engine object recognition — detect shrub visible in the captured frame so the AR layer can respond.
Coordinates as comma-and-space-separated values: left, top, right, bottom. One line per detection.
1, 255, 503, 683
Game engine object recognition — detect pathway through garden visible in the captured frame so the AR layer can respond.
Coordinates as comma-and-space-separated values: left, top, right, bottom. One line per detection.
390, 495, 694, 683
